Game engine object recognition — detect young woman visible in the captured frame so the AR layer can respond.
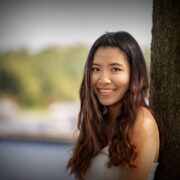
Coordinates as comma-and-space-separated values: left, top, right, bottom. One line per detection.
67, 31, 161, 180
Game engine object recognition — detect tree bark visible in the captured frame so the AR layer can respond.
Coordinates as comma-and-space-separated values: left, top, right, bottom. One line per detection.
150, 0, 180, 179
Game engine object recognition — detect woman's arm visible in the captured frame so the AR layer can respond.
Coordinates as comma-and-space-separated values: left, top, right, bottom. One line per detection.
121, 107, 160, 180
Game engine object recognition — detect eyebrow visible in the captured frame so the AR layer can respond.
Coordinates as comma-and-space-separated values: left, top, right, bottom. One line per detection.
92, 63, 100, 66
109, 63, 123, 67
92, 62, 124, 66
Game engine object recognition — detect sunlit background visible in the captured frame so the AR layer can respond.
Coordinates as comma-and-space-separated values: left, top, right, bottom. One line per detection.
0, 0, 152, 179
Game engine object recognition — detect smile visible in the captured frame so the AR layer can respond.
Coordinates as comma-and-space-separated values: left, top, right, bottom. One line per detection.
98, 89, 115, 96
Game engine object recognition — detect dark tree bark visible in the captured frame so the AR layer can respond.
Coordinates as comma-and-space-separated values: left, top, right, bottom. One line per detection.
150, 0, 180, 179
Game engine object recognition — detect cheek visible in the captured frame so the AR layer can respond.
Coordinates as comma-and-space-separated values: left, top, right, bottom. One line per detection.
91, 74, 98, 86
124, 75, 130, 87
123, 70, 130, 85
124, 78, 130, 90
116, 73, 130, 87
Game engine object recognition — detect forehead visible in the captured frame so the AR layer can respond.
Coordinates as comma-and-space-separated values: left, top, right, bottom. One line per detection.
93, 46, 128, 64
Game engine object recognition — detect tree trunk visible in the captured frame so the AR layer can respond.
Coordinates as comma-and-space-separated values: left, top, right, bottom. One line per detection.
150, 0, 180, 179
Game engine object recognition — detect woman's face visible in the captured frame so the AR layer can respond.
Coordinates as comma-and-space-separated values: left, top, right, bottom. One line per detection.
91, 46, 130, 107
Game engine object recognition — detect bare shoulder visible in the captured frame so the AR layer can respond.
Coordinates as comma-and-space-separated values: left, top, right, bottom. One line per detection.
133, 107, 159, 137
122, 107, 160, 179
132, 107, 160, 164
132, 107, 160, 156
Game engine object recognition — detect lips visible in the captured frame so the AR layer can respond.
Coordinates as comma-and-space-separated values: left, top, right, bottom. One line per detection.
98, 88, 115, 96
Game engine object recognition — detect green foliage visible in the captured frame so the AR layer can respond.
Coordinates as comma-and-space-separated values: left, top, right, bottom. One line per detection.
0, 46, 88, 107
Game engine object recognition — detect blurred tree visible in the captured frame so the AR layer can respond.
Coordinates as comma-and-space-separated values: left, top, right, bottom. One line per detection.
150, 0, 180, 179
0, 69, 22, 95
0, 45, 87, 108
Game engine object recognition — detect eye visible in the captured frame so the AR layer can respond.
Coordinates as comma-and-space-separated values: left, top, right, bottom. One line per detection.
111, 67, 122, 72
92, 67, 100, 72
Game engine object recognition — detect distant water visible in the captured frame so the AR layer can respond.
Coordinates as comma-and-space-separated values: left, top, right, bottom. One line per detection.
0, 139, 75, 180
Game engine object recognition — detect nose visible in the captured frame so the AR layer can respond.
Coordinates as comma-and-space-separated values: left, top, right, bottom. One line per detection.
98, 72, 111, 84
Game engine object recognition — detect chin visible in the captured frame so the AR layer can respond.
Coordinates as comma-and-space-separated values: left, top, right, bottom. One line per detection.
99, 100, 114, 106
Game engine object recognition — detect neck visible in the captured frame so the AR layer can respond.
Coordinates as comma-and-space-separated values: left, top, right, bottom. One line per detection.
108, 102, 122, 122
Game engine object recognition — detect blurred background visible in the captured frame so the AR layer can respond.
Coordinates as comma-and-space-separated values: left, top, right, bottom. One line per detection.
0, 0, 152, 179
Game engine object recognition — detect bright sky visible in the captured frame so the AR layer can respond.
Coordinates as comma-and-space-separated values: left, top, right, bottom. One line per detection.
0, 0, 152, 52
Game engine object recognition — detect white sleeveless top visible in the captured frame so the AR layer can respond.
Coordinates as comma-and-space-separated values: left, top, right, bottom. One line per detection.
85, 146, 158, 180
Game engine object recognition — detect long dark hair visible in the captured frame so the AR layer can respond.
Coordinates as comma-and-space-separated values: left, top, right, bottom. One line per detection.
67, 31, 157, 179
